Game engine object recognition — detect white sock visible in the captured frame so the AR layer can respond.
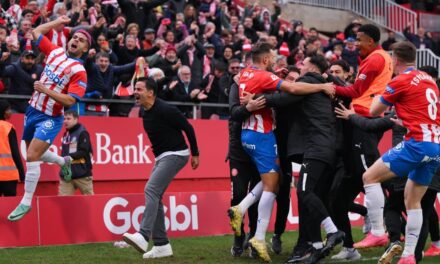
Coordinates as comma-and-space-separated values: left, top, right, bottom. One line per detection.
312, 242, 323, 249
254, 191, 276, 241
238, 181, 263, 214
432, 240, 440, 248
40, 150, 65, 166
364, 183, 385, 236
402, 209, 423, 257
20, 162, 41, 206
321, 216, 338, 234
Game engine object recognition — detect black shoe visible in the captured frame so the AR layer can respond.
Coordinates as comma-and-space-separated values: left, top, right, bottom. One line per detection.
243, 234, 258, 258
271, 234, 282, 254
231, 233, 245, 257
321, 230, 345, 256
285, 245, 313, 263
303, 247, 325, 264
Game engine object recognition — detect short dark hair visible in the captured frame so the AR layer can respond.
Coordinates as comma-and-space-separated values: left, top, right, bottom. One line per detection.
287, 65, 300, 75
136, 77, 158, 96
214, 61, 227, 72
96, 52, 110, 60
358, 24, 381, 43
251, 42, 273, 64
309, 55, 329, 74
391, 41, 416, 64
228, 58, 240, 66
419, 66, 439, 79
330, 60, 350, 73
306, 36, 320, 46
64, 110, 79, 118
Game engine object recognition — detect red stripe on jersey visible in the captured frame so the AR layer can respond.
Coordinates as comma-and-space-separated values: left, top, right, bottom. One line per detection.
40, 57, 69, 113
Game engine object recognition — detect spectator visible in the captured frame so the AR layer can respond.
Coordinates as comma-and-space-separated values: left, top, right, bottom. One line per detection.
218, 58, 240, 119
0, 2, 17, 31
164, 65, 200, 118
329, 59, 351, 84
341, 37, 359, 72
113, 34, 161, 65
285, 65, 300, 82
142, 28, 156, 50
59, 110, 93, 196
404, 23, 433, 50
151, 45, 182, 82
0, 100, 25, 197
382, 30, 397, 51
0, 50, 42, 113
286, 20, 305, 51
177, 35, 205, 87
116, 0, 168, 32
199, 61, 227, 119
344, 19, 362, 40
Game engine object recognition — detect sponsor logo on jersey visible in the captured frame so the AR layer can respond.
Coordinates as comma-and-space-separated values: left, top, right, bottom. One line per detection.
44, 66, 66, 86
386, 86, 395, 94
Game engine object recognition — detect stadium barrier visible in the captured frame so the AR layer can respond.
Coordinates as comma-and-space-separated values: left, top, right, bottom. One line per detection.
289, 0, 418, 36
0, 191, 369, 247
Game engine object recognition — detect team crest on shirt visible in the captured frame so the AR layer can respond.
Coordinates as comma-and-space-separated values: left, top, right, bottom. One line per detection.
358, 74, 367, 80
43, 120, 55, 130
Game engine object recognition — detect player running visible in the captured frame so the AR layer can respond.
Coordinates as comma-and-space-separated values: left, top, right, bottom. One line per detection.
363, 41, 440, 264
228, 42, 335, 262
8, 16, 89, 221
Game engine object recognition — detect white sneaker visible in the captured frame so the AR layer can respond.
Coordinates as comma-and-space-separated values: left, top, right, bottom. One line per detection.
122, 232, 148, 253
143, 243, 173, 259
331, 247, 361, 260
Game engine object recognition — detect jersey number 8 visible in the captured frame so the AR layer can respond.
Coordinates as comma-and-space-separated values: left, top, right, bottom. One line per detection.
426, 88, 438, 121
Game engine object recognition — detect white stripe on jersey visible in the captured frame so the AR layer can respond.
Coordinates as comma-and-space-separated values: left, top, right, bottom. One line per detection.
421, 124, 432, 142
255, 114, 264, 133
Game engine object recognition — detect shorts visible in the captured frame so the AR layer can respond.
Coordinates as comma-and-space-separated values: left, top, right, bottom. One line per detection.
382, 138, 440, 186
241, 129, 279, 174
22, 106, 63, 145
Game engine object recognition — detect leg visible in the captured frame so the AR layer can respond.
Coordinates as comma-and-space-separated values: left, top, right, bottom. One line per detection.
1, 180, 18, 197
151, 199, 169, 246
74, 176, 94, 195
401, 179, 428, 257
384, 189, 406, 243
414, 189, 437, 261
139, 155, 188, 240
363, 158, 396, 236
429, 207, 440, 242
58, 179, 76, 196
349, 203, 367, 217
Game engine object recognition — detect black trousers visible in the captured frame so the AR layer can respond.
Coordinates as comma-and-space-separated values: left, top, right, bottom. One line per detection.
0, 180, 17, 196
296, 159, 334, 244
429, 207, 440, 242
384, 188, 438, 262
274, 142, 293, 236
229, 158, 260, 237
331, 149, 378, 248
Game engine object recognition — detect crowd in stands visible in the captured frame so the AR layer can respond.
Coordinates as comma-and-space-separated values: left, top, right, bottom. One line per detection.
0, 0, 439, 119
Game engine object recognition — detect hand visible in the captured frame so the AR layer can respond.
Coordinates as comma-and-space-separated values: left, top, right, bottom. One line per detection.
275, 67, 288, 79
175, 59, 182, 68
240, 91, 254, 105
197, 91, 208, 100
155, 39, 165, 48
1, 52, 10, 62
322, 82, 335, 98
233, 74, 240, 84
116, 34, 124, 42
190, 88, 200, 99
390, 116, 403, 127
246, 96, 266, 112
88, 48, 96, 58
169, 80, 178, 90
191, 156, 199, 170
57, 15, 71, 25
34, 81, 47, 93
334, 102, 355, 120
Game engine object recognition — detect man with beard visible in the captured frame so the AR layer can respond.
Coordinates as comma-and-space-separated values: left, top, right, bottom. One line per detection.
123, 77, 199, 259
0, 50, 42, 113
151, 46, 182, 84
8, 16, 89, 221
228, 43, 335, 262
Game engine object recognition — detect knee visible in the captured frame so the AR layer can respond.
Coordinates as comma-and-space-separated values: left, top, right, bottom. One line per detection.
404, 194, 421, 210
26, 150, 40, 162
362, 170, 375, 185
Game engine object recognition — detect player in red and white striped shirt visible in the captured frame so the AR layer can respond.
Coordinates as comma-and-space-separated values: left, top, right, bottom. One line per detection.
8, 16, 90, 221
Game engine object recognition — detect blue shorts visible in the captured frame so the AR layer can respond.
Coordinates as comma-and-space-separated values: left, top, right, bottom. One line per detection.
241, 129, 279, 174
22, 106, 63, 145
382, 138, 440, 186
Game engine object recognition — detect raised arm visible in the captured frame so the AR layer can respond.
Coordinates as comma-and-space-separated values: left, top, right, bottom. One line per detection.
32, 16, 71, 40
280, 81, 335, 96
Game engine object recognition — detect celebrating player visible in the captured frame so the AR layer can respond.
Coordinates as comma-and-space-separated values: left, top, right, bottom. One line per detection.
228, 42, 335, 262
8, 16, 89, 221
363, 41, 440, 264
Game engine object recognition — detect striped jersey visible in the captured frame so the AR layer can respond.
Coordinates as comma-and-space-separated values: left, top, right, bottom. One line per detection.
381, 68, 440, 143
238, 67, 283, 133
29, 35, 87, 117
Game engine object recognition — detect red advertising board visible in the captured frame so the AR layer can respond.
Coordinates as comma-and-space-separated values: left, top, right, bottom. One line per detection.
9, 115, 230, 182
0, 191, 372, 248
